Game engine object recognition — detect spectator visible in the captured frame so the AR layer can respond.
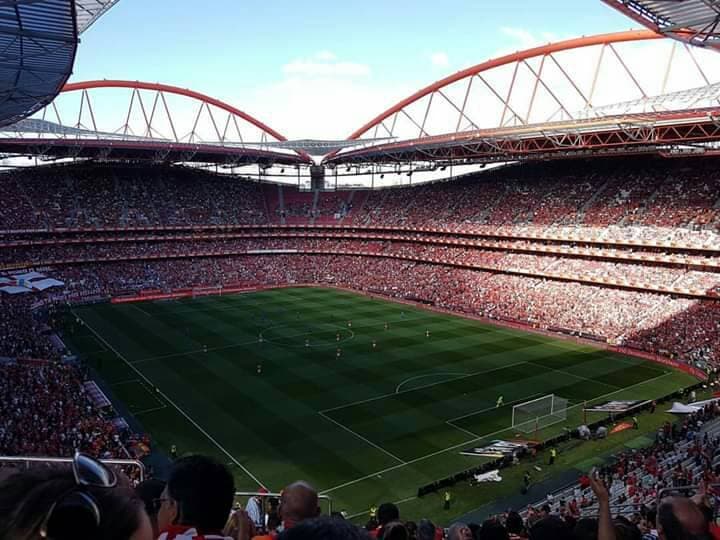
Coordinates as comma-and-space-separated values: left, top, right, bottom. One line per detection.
416, 519, 440, 540
246, 488, 268, 530
656, 497, 711, 540
479, 518, 510, 540
135, 478, 166, 538
447, 522, 473, 540
0, 466, 152, 540
278, 516, 369, 540
156, 455, 236, 540
371, 502, 400, 538
267, 480, 319, 536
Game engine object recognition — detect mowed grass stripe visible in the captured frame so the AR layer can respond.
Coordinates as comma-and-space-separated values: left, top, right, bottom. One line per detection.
69, 287, 698, 515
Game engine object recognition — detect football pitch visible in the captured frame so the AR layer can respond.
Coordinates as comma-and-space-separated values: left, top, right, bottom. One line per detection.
67, 287, 696, 517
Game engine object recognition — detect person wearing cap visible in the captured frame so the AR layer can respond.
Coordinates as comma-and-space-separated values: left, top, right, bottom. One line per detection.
246, 487, 268, 530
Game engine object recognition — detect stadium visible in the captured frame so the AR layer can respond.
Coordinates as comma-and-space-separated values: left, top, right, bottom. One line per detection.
1, 1, 720, 539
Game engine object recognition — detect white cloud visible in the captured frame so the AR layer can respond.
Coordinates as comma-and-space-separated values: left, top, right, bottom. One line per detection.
429, 52, 449, 68
282, 52, 370, 78
244, 75, 413, 140
315, 50, 337, 61
494, 27, 563, 57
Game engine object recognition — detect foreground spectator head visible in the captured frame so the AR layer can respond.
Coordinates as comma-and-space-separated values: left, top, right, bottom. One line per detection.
416, 519, 437, 540
134, 478, 166, 538
157, 455, 235, 537
479, 518, 509, 540
447, 522, 473, 540
0, 467, 151, 540
280, 481, 319, 529
614, 515, 641, 540
572, 517, 598, 540
279, 515, 369, 540
377, 502, 400, 526
504, 511, 524, 536
657, 497, 711, 540
529, 516, 573, 540
380, 521, 409, 540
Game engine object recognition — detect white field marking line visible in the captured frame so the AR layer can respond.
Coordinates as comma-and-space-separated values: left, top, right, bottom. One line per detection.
318, 411, 407, 465
133, 405, 168, 416
130, 312, 423, 365
110, 379, 142, 387
86, 334, 108, 352
445, 421, 481, 439
346, 496, 417, 519
259, 322, 355, 348
394, 372, 467, 394
447, 392, 545, 423
530, 363, 620, 392
130, 337, 268, 365
73, 311, 268, 490
320, 360, 529, 415
318, 371, 674, 495
130, 303, 152, 317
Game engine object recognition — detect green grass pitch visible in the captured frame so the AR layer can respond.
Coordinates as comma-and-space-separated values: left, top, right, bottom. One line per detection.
66, 287, 696, 519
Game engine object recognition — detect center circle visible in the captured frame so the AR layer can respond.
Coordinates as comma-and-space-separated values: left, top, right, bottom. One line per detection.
259, 323, 354, 348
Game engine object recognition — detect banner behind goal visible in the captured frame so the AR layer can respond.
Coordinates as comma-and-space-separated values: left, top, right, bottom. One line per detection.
512, 394, 568, 433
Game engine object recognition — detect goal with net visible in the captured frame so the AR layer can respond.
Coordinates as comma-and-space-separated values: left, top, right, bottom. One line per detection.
511, 394, 569, 433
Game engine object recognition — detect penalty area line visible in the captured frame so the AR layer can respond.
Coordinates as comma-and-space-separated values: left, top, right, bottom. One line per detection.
319, 371, 674, 496
73, 311, 268, 490
318, 411, 406, 465
321, 360, 528, 415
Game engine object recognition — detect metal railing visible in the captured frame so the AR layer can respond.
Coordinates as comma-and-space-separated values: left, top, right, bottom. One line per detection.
0, 455, 146, 481
234, 491, 333, 514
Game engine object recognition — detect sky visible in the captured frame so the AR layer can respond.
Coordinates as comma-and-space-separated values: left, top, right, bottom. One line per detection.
70, 1, 638, 140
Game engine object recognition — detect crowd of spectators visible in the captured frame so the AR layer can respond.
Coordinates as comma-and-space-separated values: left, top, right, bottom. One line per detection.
2, 158, 720, 539
2, 448, 718, 540
1, 244, 719, 367
2, 158, 720, 241
0, 295, 57, 360
0, 361, 133, 458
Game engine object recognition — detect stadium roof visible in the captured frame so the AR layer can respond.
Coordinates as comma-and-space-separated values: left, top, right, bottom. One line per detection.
6, 29, 720, 185
0, 0, 77, 127
75, 0, 120, 33
0, 0, 120, 129
603, 0, 720, 48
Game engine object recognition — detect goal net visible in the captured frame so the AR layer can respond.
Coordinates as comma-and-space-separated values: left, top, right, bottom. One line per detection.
511, 394, 568, 433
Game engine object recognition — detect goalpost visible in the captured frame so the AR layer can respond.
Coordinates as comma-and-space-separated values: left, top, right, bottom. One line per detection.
511, 394, 569, 434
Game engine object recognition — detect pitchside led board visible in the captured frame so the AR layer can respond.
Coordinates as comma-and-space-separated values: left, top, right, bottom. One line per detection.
310, 166, 325, 190
584, 400, 650, 413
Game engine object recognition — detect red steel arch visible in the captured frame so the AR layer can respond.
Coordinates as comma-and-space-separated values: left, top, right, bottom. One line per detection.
346, 30, 668, 142
61, 80, 289, 142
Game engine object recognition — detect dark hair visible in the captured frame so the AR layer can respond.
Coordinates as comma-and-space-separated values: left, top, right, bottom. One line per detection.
382, 521, 409, 540
405, 520, 418, 540
135, 478, 166, 517
613, 517, 641, 540
479, 519, 508, 540
505, 511, 525, 534
417, 519, 436, 540
377, 503, 399, 525
279, 516, 370, 540
529, 516, 573, 540
167, 455, 235, 532
573, 518, 598, 540
0, 468, 143, 540
657, 499, 713, 540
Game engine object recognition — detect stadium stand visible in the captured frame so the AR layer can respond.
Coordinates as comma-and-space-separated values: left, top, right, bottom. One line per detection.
2, 157, 720, 539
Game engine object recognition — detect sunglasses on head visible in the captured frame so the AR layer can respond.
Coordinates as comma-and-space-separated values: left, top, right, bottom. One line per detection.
39, 452, 117, 540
